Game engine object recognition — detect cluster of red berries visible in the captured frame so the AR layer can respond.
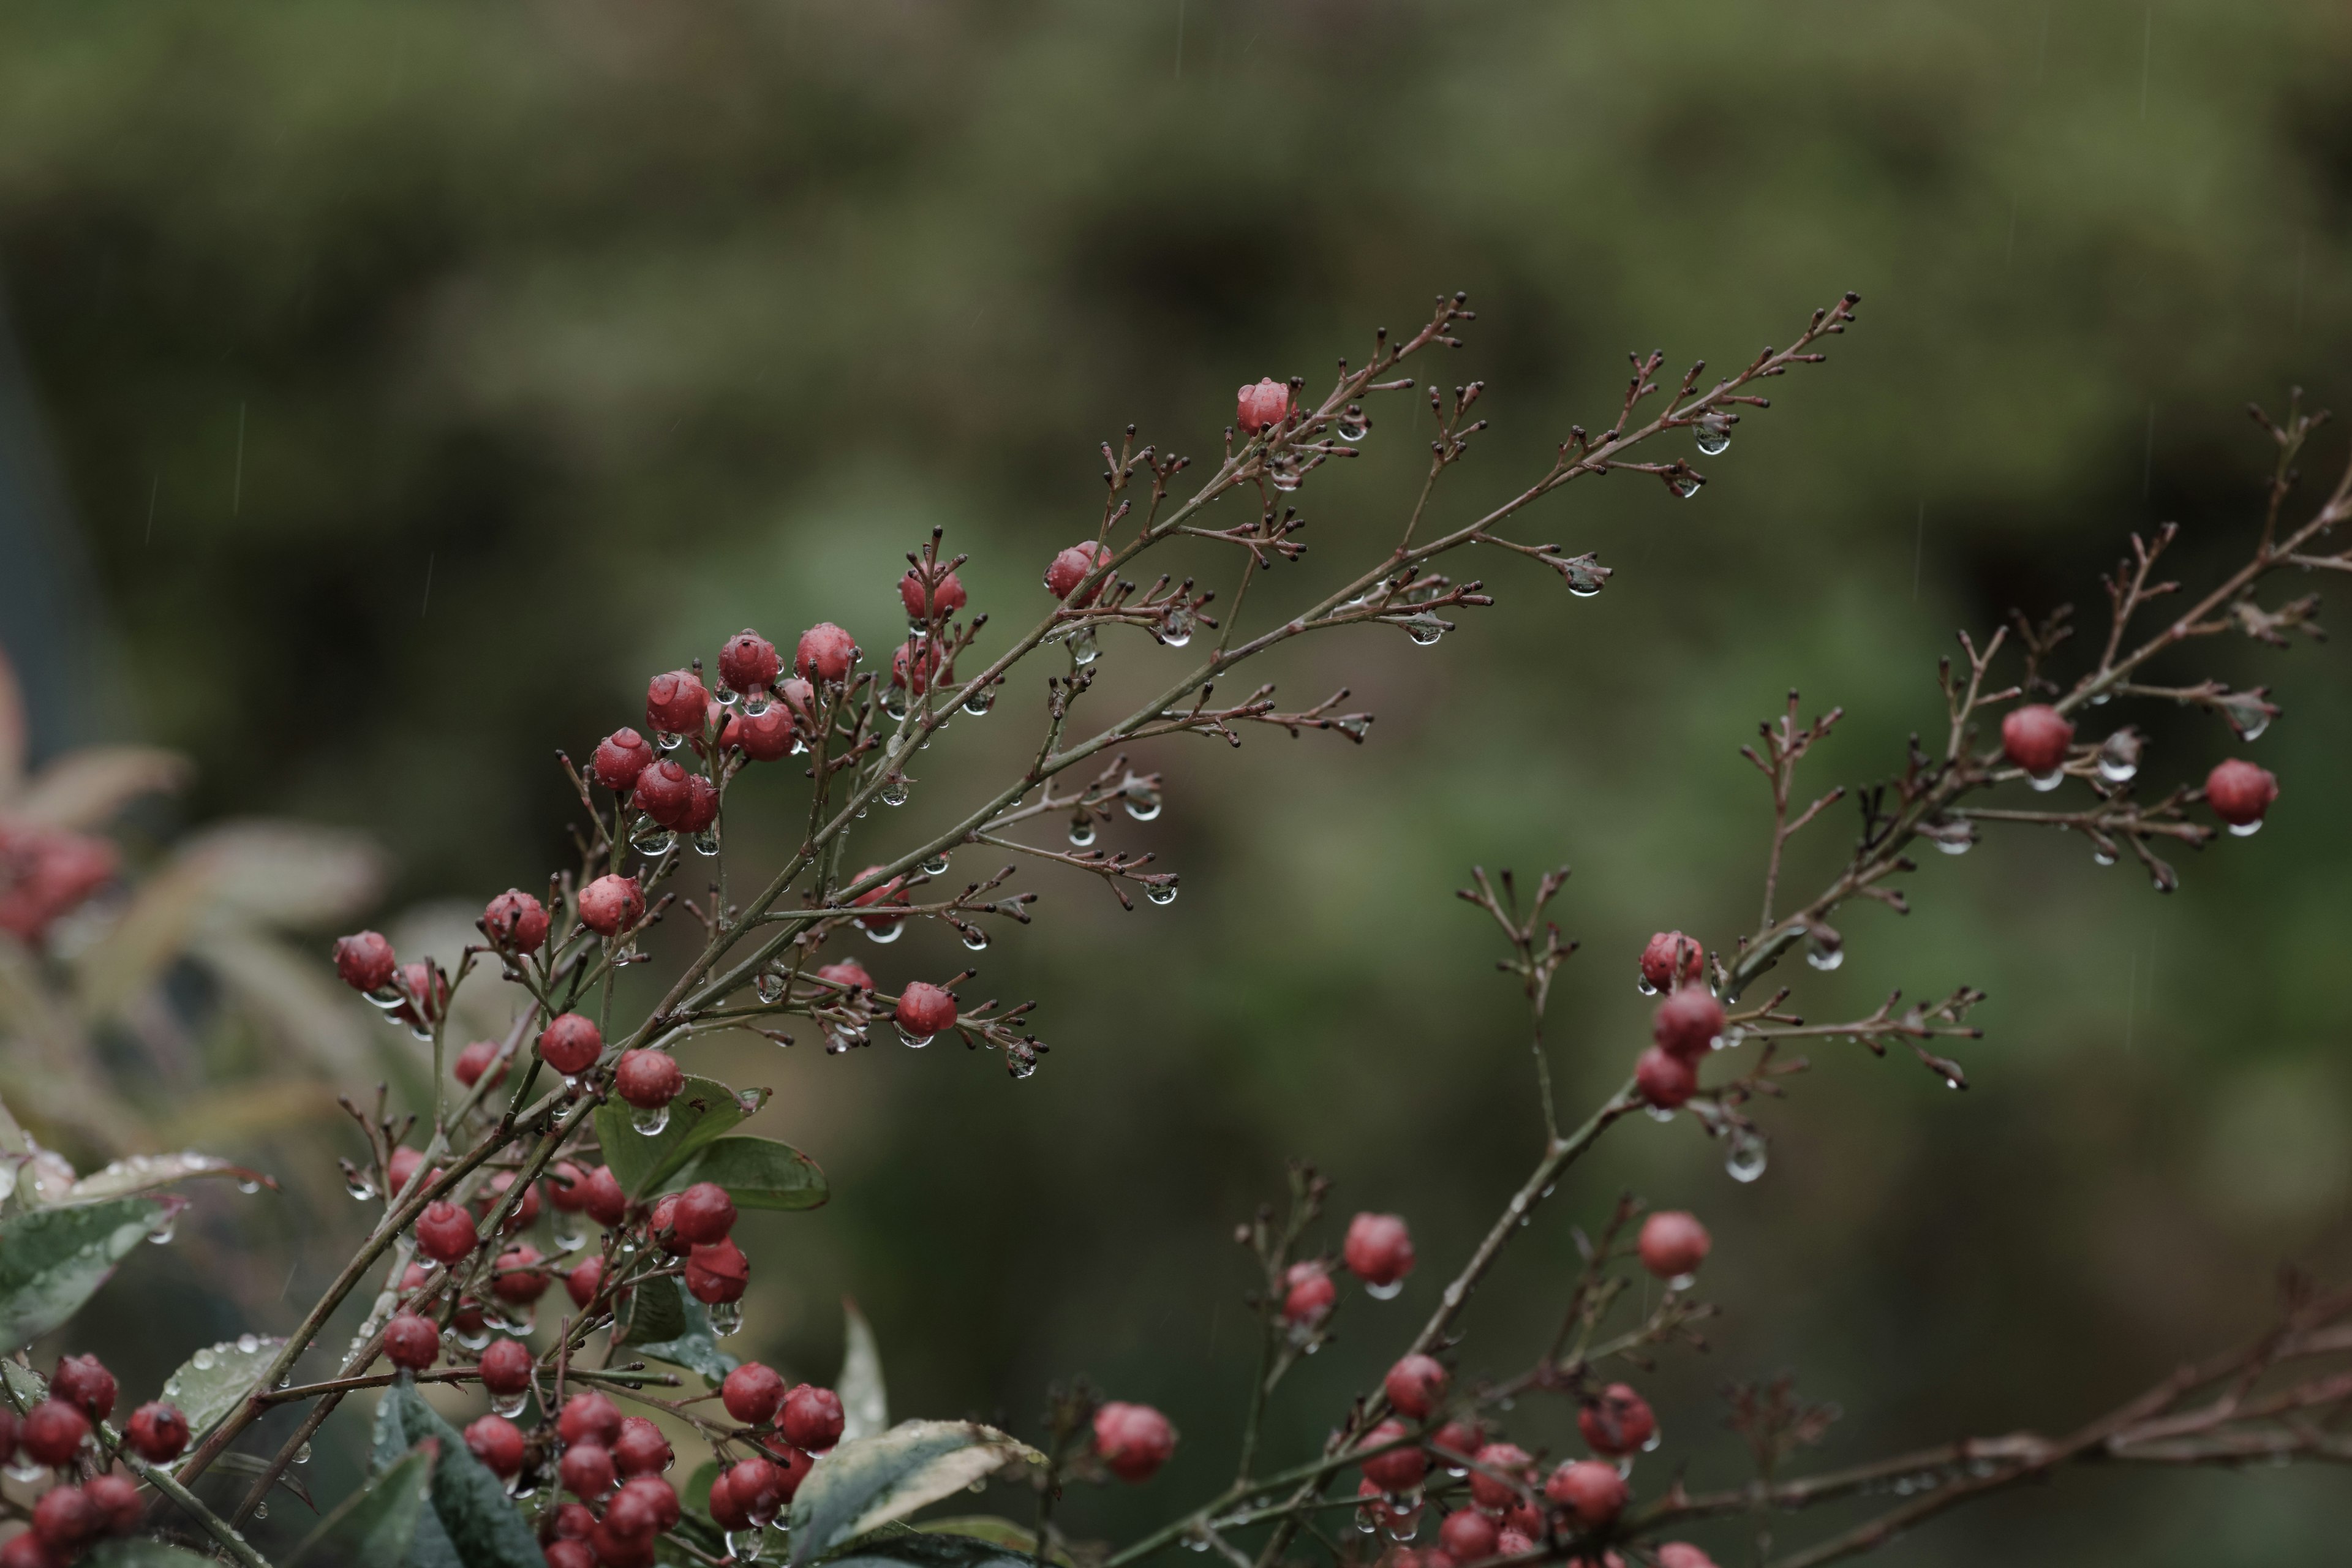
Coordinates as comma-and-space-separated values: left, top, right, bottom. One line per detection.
0, 1355, 193, 1568
1630, 934, 1724, 1112
0, 824, 116, 946
1346, 1213, 1716, 1568
2000, 703, 2278, 830
1279, 1212, 1417, 1330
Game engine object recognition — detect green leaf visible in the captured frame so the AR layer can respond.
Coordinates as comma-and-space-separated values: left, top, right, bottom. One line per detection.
290, 1444, 435, 1567
594, 1075, 766, 1199
67, 1152, 277, 1203
0, 1196, 176, 1352
662, 1134, 828, 1211
80, 1543, 224, 1567
786, 1421, 1045, 1567
159, 1335, 288, 1441
826, 1534, 1039, 1568
916, 1516, 1073, 1566
680, 1458, 720, 1517
618, 1275, 739, 1381
837, 1298, 888, 1443
373, 1378, 544, 1568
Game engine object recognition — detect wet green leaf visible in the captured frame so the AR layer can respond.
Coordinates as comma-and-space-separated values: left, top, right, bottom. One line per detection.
837, 1297, 888, 1442
0, 1196, 176, 1352
595, 1075, 766, 1199
372, 1377, 542, 1568
827, 1534, 1038, 1568
618, 1275, 739, 1381
64, 1152, 276, 1204
662, 1134, 827, 1210
160, 1335, 289, 1441
786, 1421, 1045, 1567
289, 1445, 434, 1567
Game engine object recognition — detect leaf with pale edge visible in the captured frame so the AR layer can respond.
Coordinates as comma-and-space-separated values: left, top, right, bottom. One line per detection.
595, 1075, 766, 1199
661, 1134, 828, 1211
785, 1421, 1044, 1567
290, 1444, 435, 1567
373, 1376, 543, 1568
161, 1335, 289, 1441
619, 1275, 739, 1381
838, 1297, 888, 1442
67, 1152, 276, 1203
0, 1196, 176, 1352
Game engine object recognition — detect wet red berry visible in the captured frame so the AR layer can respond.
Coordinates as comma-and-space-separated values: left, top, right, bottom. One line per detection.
546, 1541, 597, 1568
415, 1199, 478, 1265
1467, 1442, 1531, 1511
1640, 930, 1705, 992
51, 1355, 115, 1422
545, 1161, 590, 1213
559, 1442, 616, 1500
466, 1414, 526, 1477
453, 1038, 508, 1090
1359, 1418, 1428, 1493
538, 1013, 603, 1076
1283, 1264, 1336, 1325
850, 866, 907, 932
796, 624, 859, 684
480, 1170, 541, 1232
1656, 1545, 1719, 1568
22, 1400, 88, 1467
2206, 758, 2278, 827
672, 1182, 737, 1246
483, 889, 550, 953
1235, 378, 1293, 434
1652, 987, 1724, 1061
1544, 1460, 1627, 1526
645, 670, 709, 737
390, 960, 450, 1031
0, 1531, 50, 1568
578, 875, 645, 937
900, 570, 968, 622
890, 638, 949, 694
1635, 1046, 1697, 1109
559, 1392, 624, 1449
615, 1050, 683, 1109
685, 1238, 750, 1305
578, 1166, 627, 1227
83, 1473, 141, 1537
493, 1246, 549, 1304
1044, 541, 1114, 604
2000, 703, 2074, 776
818, 960, 873, 992
894, 982, 957, 1041
565, 1257, 606, 1308
1494, 1529, 1534, 1558
388, 1146, 431, 1196
722, 1362, 786, 1426
725, 1457, 784, 1521
648, 1194, 692, 1256
385, 1311, 439, 1370
705, 1471, 750, 1531
780, 1385, 844, 1453
1428, 1419, 1483, 1463
632, 761, 693, 828
676, 774, 720, 835
1092, 1401, 1177, 1482
125, 1402, 189, 1463
593, 728, 656, 793
613, 1417, 673, 1477
722, 703, 796, 761
333, 930, 397, 992
1438, 1509, 1498, 1561
479, 1337, 534, 1395
619, 1474, 680, 1532
1577, 1384, 1656, 1457
1637, 1211, 1711, 1280
1384, 1354, 1448, 1419
31, 1486, 97, 1551
720, 630, 783, 695
1344, 1212, 1415, 1287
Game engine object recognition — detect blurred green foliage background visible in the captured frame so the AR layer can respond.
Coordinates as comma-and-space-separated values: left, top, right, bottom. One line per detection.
4, 1, 2351, 1562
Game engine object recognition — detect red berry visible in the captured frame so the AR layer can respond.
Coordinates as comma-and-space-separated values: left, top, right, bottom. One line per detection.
333, 930, 397, 992
385, 1311, 440, 1370
647, 1194, 692, 1256
818, 960, 873, 992
479, 1336, 534, 1395
1044, 541, 1114, 604
415, 1200, 480, 1265
579, 875, 646, 937
780, 1385, 844, 1453
894, 982, 957, 1041
1359, 1418, 1427, 1493
615, 1049, 683, 1109
1467, 1443, 1531, 1511
0, 1532, 54, 1568
592, 1522, 655, 1567
1652, 987, 1724, 1061
1544, 1460, 1627, 1526
579, 1166, 628, 1227
764, 1442, 815, 1501
673, 1182, 737, 1246
1577, 1384, 1656, 1457
466, 1414, 527, 1477
1639, 930, 1705, 992
545, 1161, 590, 1213
1493, 1532, 1534, 1558
1384, 1354, 1448, 1419
1438, 1509, 1498, 1561
31, 1486, 97, 1551
2000, 703, 2074, 776
125, 1402, 189, 1463
1235, 378, 1292, 434
604, 1484, 658, 1540
454, 1038, 508, 1090
2206, 758, 2278, 827
1501, 1501, 1544, 1537
1283, 1264, 1336, 1325
21, 1401, 87, 1468
1092, 1400, 1177, 1482
546, 1542, 597, 1568
900, 570, 968, 622
1635, 1046, 1697, 1109
796, 623, 860, 684
850, 865, 907, 932
1343, 1212, 1415, 1287
1637, 1211, 1711, 1280
685, 1239, 750, 1305
559, 1392, 624, 1449
632, 761, 693, 827
1428, 1420, 1483, 1463
390, 960, 450, 1031
720, 630, 783, 695
725, 1457, 785, 1523
676, 774, 720, 835
481, 1170, 541, 1232
388, 1146, 431, 1196
889, 638, 949, 694
538, 1013, 604, 1077
493, 1246, 549, 1304
1656, 1545, 1719, 1568
83, 1472, 141, 1536
566, 1258, 606, 1308
705, 1471, 750, 1531
559, 1442, 616, 1500
619, 1474, 680, 1531
722, 703, 796, 762
483, 889, 551, 953
593, 728, 656, 793
645, 670, 709, 737
556, 1502, 598, 1539
722, 1362, 786, 1426
612, 1417, 673, 1477
51, 1355, 115, 1422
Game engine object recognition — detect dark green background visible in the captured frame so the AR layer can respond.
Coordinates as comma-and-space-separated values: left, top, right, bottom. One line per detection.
6, 2, 2350, 1562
